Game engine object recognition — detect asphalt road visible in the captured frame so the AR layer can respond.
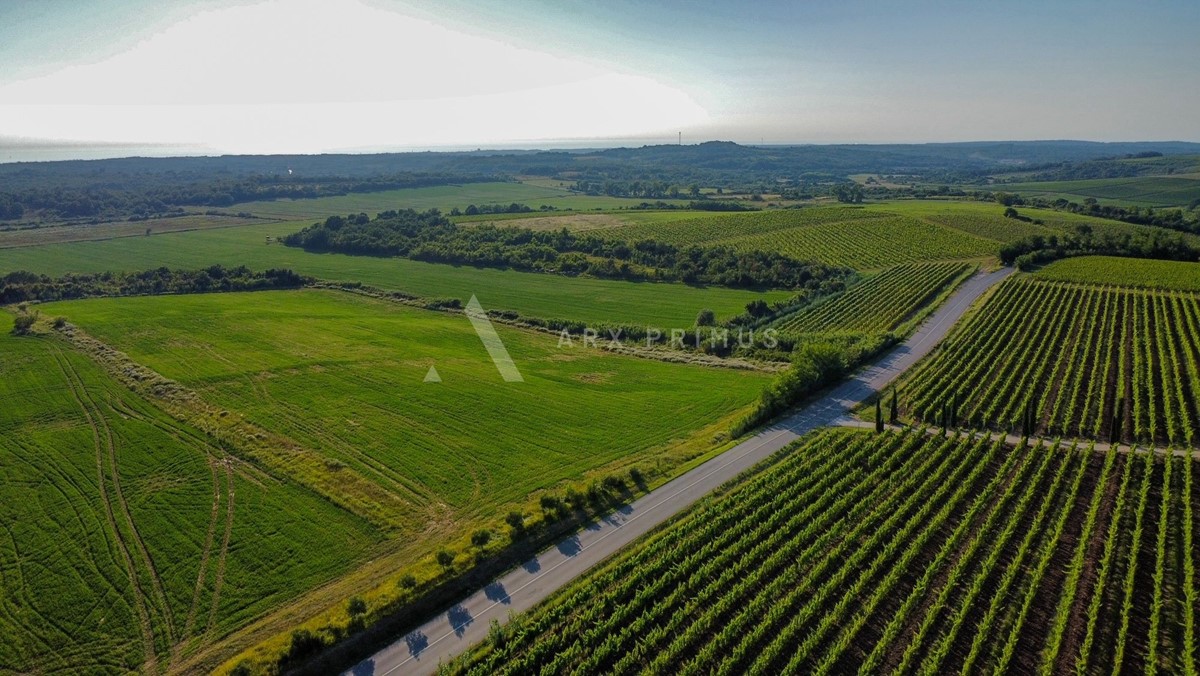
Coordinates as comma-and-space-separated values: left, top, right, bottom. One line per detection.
346, 266, 1014, 676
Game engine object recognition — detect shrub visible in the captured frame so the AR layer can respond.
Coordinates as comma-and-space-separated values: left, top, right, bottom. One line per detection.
397, 573, 417, 589
347, 596, 367, 617
505, 511, 525, 533
471, 529, 492, 547
11, 313, 36, 335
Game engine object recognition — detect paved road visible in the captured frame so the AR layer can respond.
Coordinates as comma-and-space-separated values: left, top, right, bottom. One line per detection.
347, 266, 1014, 676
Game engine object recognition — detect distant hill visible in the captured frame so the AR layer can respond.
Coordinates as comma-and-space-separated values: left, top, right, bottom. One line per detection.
3, 140, 1199, 191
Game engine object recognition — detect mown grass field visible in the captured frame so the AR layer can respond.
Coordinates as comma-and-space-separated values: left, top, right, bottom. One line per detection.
899, 276, 1200, 446
33, 289, 773, 671
0, 214, 264, 249
0, 313, 381, 674
226, 181, 690, 220
44, 290, 770, 518
0, 221, 788, 327
996, 175, 1200, 207
453, 428, 1199, 675
1035, 256, 1200, 291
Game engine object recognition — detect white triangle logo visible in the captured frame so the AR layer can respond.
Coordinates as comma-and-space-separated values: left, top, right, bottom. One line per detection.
423, 366, 442, 383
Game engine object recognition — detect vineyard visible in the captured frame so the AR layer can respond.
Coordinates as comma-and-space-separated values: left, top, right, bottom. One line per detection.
898, 276, 1200, 446
451, 428, 1199, 675
604, 207, 997, 269
1035, 255, 1200, 292
774, 262, 973, 335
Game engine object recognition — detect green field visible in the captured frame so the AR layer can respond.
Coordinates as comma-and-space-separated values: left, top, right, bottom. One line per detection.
0, 214, 263, 249
996, 175, 1200, 207
226, 181, 691, 220
31, 289, 772, 672
1036, 256, 1200, 291
602, 206, 998, 269
774, 262, 973, 335
454, 428, 1198, 674
46, 289, 771, 521
595, 199, 1194, 270
857, 199, 1133, 243
0, 313, 380, 674
0, 221, 788, 327
900, 276, 1200, 446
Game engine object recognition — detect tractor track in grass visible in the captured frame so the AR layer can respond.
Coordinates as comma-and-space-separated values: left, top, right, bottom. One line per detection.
178, 456, 222, 658
50, 346, 161, 674
205, 461, 235, 641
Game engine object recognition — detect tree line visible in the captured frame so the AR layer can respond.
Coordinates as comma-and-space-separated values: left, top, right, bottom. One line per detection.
0, 173, 494, 222
998, 228, 1200, 270
282, 209, 850, 290
0, 266, 307, 304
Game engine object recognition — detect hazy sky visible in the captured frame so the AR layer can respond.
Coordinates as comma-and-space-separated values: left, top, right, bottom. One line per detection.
1, 0, 1197, 153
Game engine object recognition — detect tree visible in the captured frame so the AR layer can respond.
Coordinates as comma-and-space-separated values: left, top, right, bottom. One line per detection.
696, 308, 716, 326
347, 596, 367, 617
745, 299, 771, 318
875, 398, 884, 433
436, 549, 455, 569
1003, 207, 1019, 219
889, 388, 898, 425
471, 529, 491, 547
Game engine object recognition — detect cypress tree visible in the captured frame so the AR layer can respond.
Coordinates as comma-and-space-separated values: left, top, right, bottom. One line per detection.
1111, 397, 1124, 444
889, 387, 898, 425
875, 398, 884, 433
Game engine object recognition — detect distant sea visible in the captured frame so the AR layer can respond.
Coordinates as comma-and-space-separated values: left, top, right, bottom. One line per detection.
0, 136, 689, 163
0, 140, 214, 164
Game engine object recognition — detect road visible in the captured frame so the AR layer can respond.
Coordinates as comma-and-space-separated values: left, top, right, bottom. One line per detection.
346, 266, 1014, 676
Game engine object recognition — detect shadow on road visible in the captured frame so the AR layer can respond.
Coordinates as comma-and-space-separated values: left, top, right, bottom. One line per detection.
484, 582, 511, 604
447, 605, 473, 637
556, 535, 582, 557
404, 630, 428, 657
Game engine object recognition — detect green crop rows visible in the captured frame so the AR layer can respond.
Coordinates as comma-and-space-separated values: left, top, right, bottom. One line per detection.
900, 276, 1200, 446
1036, 255, 1200, 292
452, 428, 1199, 674
774, 262, 973, 335
605, 207, 997, 269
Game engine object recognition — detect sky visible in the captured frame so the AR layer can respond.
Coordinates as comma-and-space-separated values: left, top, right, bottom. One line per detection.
0, 0, 1197, 155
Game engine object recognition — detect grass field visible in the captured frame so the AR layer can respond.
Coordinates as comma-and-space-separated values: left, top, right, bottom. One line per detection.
34, 289, 773, 671
774, 262, 973, 335
226, 182, 691, 220
453, 428, 1199, 674
0, 214, 265, 249
996, 175, 1200, 207
46, 289, 771, 520
899, 276, 1200, 446
0, 313, 381, 674
0, 221, 788, 327
1035, 256, 1200, 291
